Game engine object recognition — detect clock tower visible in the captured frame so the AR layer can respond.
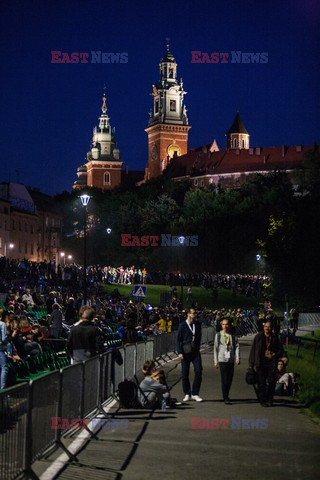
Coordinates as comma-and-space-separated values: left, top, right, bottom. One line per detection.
145, 40, 191, 180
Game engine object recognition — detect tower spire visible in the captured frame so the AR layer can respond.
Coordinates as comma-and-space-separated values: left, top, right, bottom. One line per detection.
102, 86, 107, 114
166, 37, 170, 52
226, 112, 250, 150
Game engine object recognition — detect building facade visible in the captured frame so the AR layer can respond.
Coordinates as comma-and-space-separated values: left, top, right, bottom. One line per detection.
0, 183, 62, 262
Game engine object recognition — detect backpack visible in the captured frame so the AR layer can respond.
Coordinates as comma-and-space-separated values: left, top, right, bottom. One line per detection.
118, 379, 140, 408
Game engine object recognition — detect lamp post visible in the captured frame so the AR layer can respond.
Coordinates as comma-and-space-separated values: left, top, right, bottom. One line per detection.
256, 254, 261, 298
106, 227, 112, 266
67, 254, 73, 262
4, 242, 14, 257
60, 252, 65, 266
178, 236, 185, 310
80, 194, 91, 305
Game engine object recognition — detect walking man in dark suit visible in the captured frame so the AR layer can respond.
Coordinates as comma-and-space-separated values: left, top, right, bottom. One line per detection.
177, 308, 203, 402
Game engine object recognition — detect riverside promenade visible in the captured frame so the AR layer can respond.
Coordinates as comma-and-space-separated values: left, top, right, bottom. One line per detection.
36, 333, 320, 480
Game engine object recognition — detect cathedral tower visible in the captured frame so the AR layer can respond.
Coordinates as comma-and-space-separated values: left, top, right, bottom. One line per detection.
144, 40, 191, 180
73, 91, 122, 190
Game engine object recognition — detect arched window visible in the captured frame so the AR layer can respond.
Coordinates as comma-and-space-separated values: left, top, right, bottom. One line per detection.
104, 171, 111, 185
242, 139, 245, 148
233, 138, 237, 148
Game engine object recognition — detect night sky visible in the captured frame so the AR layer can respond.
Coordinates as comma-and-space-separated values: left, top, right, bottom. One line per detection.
1, 0, 319, 195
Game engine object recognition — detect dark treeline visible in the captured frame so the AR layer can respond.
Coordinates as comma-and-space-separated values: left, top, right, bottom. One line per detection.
55, 150, 320, 309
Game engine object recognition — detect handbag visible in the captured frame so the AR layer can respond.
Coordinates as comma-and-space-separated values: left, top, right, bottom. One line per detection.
245, 367, 258, 385
183, 341, 194, 354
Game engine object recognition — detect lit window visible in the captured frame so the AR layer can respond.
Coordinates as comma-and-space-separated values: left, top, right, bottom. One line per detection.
155, 100, 159, 113
242, 139, 245, 148
104, 171, 111, 185
233, 138, 237, 148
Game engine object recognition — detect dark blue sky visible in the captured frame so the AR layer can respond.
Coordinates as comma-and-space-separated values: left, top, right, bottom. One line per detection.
1, 0, 319, 195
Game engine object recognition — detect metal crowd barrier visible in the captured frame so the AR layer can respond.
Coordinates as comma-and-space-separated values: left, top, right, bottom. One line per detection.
298, 313, 320, 327
0, 325, 213, 480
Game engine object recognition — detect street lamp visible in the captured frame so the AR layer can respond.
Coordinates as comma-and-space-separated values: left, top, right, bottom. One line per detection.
67, 254, 72, 261
106, 227, 112, 266
80, 194, 91, 305
60, 251, 65, 266
178, 236, 185, 310
256, 254, 261, 297
4, 242, 14, 257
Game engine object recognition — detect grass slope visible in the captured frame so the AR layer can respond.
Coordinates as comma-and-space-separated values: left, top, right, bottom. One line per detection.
284, 329, 320, 417
102, 284, 260, 310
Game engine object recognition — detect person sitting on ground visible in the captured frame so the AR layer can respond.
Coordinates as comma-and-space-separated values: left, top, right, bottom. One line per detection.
275, 359, 296, 396
138, 367, 169, 409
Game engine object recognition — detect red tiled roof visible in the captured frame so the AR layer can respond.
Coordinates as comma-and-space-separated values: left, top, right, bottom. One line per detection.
164, 145, 316, 179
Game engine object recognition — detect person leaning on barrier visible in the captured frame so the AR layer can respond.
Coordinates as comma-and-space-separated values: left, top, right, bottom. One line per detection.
66, 306, 104, 364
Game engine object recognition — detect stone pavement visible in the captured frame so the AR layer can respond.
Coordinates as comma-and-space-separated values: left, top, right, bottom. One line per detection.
36, 331, 320, 480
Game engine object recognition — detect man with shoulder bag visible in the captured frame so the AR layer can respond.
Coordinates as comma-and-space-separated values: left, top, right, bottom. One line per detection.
177, 308, 203, 402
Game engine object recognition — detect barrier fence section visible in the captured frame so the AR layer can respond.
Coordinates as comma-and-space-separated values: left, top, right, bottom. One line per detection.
3, 318, 303, 480
299, 313, 320, 327
294, 337, 320, 362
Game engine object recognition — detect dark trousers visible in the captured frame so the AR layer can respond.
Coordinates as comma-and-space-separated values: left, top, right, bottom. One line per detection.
219, 362, 234, 400
256, 363, 277, 403
181, 352, 202, 395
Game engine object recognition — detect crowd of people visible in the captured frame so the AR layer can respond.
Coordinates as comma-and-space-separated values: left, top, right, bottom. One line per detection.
0, 256, 293, 396
0, 257, 268, 296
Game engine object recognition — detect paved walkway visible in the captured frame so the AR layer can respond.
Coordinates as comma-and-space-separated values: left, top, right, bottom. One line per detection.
35, 332, 320, 480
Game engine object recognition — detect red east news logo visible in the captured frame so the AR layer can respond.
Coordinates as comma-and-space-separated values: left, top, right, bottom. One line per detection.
121, 234, 199, 247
